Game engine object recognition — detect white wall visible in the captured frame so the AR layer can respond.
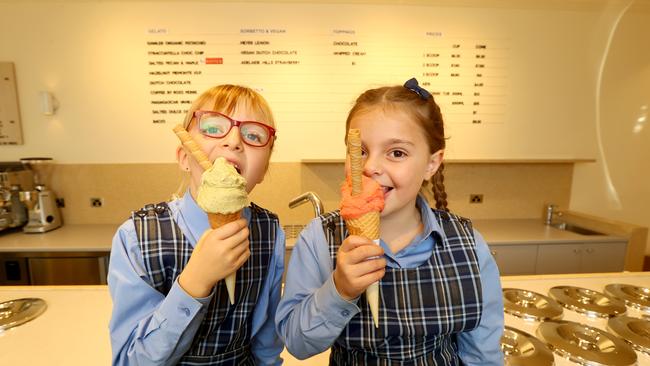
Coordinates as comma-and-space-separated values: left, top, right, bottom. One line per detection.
570, 1, 650, 253
0, 1, 603, 163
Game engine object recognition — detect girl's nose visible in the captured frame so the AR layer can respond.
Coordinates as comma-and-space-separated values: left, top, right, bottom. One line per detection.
363, 155, 383, 176
220, 126, 243, 150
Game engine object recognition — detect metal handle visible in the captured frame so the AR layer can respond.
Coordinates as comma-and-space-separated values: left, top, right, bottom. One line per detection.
288, 191, 324, 217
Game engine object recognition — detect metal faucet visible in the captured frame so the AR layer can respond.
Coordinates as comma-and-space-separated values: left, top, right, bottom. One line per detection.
289, 191, 324, 217
544, 204, 563, 225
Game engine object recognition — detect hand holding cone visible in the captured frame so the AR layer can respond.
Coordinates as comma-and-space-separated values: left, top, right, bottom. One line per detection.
340, 129, 384, 328
173, 124, 248, 305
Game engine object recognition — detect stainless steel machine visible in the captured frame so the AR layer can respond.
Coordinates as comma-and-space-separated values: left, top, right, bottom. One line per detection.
18, 158, 62, 233
0, 162, 32, 232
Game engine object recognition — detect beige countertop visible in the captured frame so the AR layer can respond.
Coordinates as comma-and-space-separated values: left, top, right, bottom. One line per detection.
2, 272, 648, 365
0, 285, 112, 365
472, 218, 624, 245
0, 219, 624, 254
287, 218, 625, 249
0, 224, 116, 253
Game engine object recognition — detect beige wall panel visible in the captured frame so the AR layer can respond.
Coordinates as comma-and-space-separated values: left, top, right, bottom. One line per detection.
49, 162, 572, 226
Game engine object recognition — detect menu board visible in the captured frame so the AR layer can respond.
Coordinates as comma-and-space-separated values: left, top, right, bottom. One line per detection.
145, 26, 509, 159
146, 28, 508, 124
146, 31, 508, 121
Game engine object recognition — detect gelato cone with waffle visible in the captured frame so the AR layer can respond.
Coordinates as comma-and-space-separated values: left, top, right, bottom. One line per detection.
174, 125, 249, 304
196, 157, 248, 305
340, 129, 384, 328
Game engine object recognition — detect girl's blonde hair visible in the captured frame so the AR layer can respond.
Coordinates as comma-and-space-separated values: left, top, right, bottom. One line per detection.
174, 84, 276, 198
344, 85, 449, 211
181, 84, 275, 130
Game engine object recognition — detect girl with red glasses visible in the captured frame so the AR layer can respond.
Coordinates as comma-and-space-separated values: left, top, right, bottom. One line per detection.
109, 84, 284, 365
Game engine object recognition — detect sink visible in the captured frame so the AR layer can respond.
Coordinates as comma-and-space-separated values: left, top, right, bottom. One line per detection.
551, 222, 604, 236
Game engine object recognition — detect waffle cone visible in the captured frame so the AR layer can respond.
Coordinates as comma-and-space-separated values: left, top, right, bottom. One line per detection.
208, 211, 241, 228
348, 129, 363, 195
208, 211, 241, 305
345, 211, 380, 240
345, 129, 381, 327
345, 210, 381, 328
366, 282, 379, 328
173, 124, 212, 171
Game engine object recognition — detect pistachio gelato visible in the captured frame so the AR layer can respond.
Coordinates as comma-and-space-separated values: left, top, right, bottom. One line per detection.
196, 157, 248, 214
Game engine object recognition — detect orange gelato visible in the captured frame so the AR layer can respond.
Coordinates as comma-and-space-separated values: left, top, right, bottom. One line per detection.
340, 175, 384, 220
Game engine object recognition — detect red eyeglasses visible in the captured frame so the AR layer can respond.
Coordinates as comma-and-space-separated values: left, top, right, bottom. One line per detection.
194, 110, 276, 147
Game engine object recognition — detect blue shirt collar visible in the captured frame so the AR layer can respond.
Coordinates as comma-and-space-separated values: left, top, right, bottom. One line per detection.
416, 194, 447, 247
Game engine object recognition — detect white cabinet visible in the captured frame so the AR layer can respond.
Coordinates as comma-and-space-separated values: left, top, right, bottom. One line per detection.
579, 242, 627, 273
536, 243, 582, 274
489, 241, 627, 275
488, 245, 538, 275
536, 241, 627, 274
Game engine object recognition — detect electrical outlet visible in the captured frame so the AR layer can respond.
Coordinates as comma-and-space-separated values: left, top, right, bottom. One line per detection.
90, 197, 103, 207
469, 194, 484, 204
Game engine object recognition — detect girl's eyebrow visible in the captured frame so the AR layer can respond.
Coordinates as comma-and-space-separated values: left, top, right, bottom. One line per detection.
360, 138, 414, 150
385, 138, 415, 146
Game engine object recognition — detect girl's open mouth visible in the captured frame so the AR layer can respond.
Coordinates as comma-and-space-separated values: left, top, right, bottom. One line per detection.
382, 186, 393, 196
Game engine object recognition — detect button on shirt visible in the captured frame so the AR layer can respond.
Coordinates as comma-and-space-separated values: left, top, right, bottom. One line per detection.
108, 193, 285, 366
276, 196, 504, 365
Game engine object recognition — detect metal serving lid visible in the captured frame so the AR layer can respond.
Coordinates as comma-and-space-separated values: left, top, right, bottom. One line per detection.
537, 320, 637, 366
608, 315, 650, 355
501, 325, 554, 366
503, 288, 563, 321
0, 298, 47, 332
549, 286, 627, 318
604, 284, 650, 313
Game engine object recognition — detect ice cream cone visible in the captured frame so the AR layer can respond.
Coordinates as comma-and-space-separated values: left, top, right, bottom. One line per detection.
208, 211, 241, 229
346, 211, 381, 327
342, 128, 382, 328
346, 211, 380, 240
173, 124, 212, 170
173, 126, 248, 306
208, 211, 242, 305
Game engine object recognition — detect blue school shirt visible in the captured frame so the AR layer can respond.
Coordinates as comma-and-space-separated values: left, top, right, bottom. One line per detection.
276, 195, 504, 365
108, 192, 284, 366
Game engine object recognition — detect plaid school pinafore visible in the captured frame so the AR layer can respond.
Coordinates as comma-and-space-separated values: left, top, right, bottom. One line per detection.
322, 210, 483, 366
132, 202, 277, 365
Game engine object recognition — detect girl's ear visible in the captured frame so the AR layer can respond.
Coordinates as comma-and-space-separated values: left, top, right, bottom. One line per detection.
424, 149, 444, 180
176, 145, 190, 172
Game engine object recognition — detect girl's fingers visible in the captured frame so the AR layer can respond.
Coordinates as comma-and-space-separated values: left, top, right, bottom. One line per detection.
212, 218, 248, 240
229, 239, 250, 259
343, 257, 386, 279
340, 235, 374, 252
345, 244, 384, 264
194, 230, 211, 251
353, 268, 386, 288
212, 225, 250, 250
234, 246, 251, 269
